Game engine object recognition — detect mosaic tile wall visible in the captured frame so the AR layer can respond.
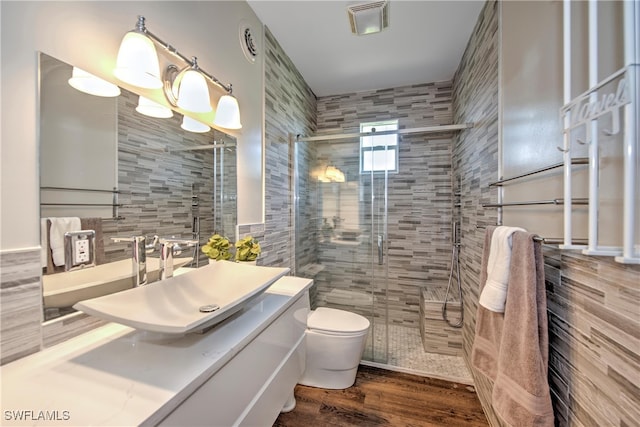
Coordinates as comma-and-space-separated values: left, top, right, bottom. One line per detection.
313, 82, 456, 327
0, 248, 42, 365
452, 2, 640, 426
262, 27, 317, 271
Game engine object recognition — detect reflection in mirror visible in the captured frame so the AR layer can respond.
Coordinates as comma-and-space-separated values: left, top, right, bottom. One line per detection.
39, 53, 237, 322
319, 166, 360, 243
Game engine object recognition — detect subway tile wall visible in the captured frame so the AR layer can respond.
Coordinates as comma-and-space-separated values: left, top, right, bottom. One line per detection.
543, 249, 640, 426
262, 28, 317, 271
0, 249, 42, 365
450, 1, 501, 425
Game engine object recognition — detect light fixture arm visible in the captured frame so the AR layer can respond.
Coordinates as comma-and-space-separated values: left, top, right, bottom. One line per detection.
134, 15, 233, 94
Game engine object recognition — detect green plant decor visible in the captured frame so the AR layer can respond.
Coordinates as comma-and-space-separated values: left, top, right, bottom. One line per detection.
201, 234, 233, 260
235, 236, 261, 262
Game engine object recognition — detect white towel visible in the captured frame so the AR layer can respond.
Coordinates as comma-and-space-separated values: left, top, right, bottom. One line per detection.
49, 217, 81, 267
478, 225, 526, 313
40, 218, 49, 268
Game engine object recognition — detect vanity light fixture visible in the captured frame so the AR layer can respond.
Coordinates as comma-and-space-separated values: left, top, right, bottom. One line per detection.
68, 67, 121, 97
213, 90, 242, 130
181, 115, 211, 133
164, 59, 212, 113
114, 16, 162, 89
136, 96, 173, 118
115, 15, 242, 129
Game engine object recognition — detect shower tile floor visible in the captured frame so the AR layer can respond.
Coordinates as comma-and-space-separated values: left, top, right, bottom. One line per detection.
362, 324, 473, 385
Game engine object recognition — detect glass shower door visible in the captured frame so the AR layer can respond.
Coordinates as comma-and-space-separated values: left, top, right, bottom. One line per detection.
362, 165, 389, 365
295, 135, 389, 365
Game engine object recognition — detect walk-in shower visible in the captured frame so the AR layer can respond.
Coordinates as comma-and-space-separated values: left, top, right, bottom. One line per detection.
293, 126, 472, 383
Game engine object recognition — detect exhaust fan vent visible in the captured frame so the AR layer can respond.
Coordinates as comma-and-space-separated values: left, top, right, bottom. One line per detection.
239, 22, 258, 64
347, 1, 389, 36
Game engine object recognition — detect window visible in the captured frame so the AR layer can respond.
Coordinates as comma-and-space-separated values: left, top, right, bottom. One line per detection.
360, 120, 398, 173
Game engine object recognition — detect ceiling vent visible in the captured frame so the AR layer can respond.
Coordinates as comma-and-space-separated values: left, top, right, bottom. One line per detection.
347, 1, 389, 36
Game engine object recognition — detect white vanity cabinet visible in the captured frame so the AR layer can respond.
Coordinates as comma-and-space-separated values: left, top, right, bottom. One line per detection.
159, 293, 308, 426
0, 277, 312, 427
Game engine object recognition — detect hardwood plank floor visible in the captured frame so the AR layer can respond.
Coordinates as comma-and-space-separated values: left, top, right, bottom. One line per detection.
274, 365, 488, 427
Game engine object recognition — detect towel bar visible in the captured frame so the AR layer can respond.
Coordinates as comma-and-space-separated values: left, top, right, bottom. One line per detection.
488, 158, 588, 187
482, 198, 588, 208
40, 186, 120, 194
40, 203, 123, 207
475, 226, 587, 245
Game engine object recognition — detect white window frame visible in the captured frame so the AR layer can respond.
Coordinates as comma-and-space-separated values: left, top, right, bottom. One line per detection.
359, 120, 399, 174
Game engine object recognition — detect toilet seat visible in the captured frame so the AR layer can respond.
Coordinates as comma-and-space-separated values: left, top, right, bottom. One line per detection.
307, 307, 370, 335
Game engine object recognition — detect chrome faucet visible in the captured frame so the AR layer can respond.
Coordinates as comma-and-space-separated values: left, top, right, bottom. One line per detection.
111, 236, 148, 287
158, 237, 198, 280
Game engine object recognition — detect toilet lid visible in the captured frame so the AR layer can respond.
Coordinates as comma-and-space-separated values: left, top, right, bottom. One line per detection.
307, 307, 370, 334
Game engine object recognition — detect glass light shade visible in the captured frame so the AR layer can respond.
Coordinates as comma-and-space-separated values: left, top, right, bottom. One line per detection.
213, 95, 242, 129
175, 69, 212, 113
136, 96, 173, 118
68, 67, 121, 97
181, 116, 210, 133
114, 31, 162, 89
325, 166, 345, 182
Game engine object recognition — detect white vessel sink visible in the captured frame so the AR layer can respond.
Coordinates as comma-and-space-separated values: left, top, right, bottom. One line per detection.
43, 257, 193, 308
73, 261, 290, 334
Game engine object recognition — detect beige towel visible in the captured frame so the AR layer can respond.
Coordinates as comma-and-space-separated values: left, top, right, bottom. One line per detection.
471, 227, 554, 427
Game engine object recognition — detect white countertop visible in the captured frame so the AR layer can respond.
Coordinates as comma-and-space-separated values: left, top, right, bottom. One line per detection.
1, 276, 313, 426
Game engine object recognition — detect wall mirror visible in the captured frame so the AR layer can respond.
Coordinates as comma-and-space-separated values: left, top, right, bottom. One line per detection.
39, 53, 237, 322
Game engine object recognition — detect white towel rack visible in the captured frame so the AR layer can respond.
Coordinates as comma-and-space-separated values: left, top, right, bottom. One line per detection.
561, 0, 639, 264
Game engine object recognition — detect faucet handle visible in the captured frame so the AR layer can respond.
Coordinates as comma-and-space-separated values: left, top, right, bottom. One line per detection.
159, 237, 198, 258
145, 235, 159, 254
159, 237, 198, 246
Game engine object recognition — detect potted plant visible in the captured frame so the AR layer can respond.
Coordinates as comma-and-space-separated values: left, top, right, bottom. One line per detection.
201, 234, 233, 262
235, 236, 261, 263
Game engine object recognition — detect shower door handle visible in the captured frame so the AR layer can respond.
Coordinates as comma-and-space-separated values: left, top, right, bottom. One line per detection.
377, 235, 384, 265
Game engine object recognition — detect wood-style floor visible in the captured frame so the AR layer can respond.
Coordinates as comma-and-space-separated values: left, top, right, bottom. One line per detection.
273, 365, 489, 427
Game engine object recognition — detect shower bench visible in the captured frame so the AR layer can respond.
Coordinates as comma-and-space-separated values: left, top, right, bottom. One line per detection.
420, 286, 463, 357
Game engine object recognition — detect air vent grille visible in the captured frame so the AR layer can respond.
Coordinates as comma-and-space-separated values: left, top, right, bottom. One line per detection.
347, 1, 389, 35
239, 23, 258, 64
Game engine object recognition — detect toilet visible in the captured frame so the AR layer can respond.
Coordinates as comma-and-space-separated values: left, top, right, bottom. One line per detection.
299, 307, 370, 389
